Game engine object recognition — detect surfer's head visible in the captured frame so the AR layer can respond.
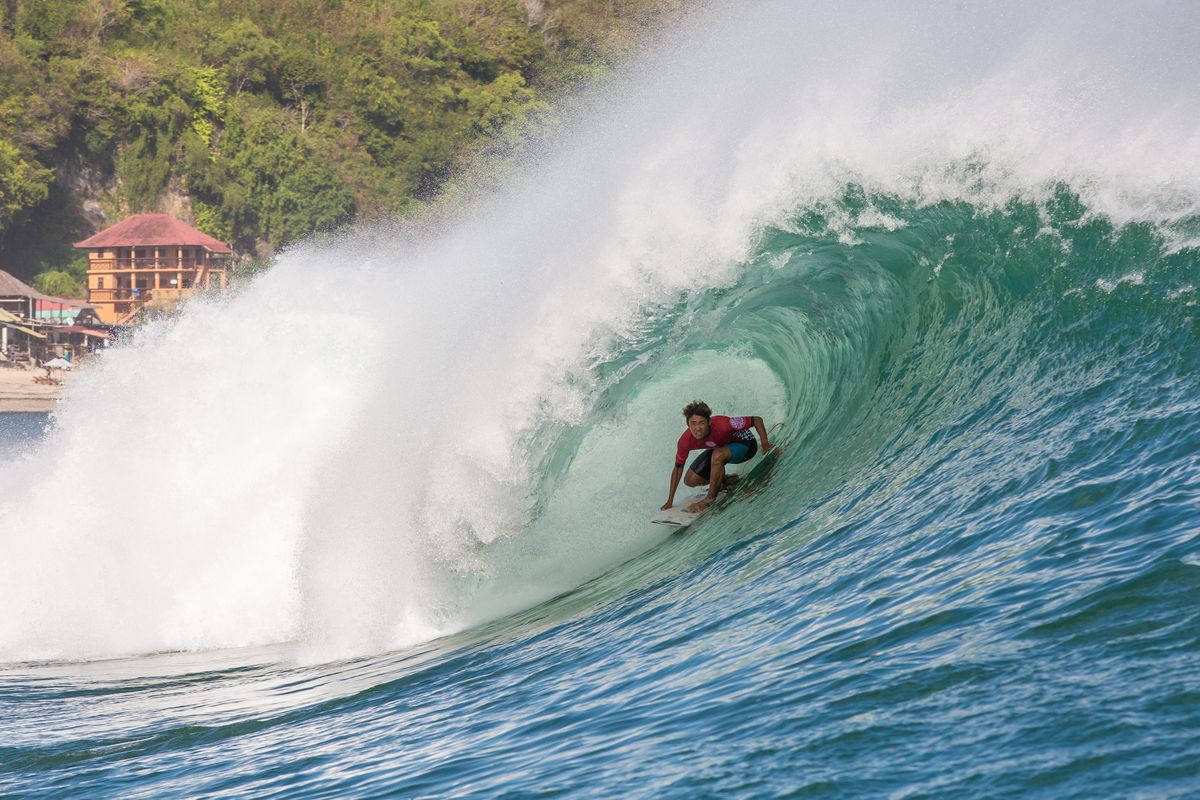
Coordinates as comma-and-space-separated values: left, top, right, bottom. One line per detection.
683, 401, 712, 439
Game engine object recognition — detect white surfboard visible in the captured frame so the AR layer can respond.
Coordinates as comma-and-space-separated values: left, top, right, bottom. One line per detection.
651, 490, 719, 527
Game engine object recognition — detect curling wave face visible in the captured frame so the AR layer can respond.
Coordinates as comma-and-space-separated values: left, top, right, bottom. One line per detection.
0, 0, 1197, 672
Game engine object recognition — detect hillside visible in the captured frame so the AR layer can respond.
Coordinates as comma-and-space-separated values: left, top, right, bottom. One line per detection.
0, 0, 681, 296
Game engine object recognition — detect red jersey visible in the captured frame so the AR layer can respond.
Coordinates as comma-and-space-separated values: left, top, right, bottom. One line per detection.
675, 415, 755, 467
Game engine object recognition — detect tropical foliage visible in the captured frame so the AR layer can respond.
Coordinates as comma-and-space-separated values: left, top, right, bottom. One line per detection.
0, 0, 677, 295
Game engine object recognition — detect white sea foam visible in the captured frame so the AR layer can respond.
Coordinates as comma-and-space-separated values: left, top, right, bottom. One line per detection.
1097, 273, 1147, 293
3, 0, 1200, 662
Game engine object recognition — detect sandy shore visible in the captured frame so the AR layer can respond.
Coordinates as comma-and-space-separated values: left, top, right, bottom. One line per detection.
0, 366, 74, 413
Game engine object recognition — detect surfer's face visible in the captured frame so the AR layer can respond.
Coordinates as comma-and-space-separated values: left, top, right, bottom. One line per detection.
687, 415, 711, 439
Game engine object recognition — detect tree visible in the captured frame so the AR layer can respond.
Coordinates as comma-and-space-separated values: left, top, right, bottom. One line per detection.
204, 18, 277, 96
274, 42, 325, 131
268, 156, 355, 247
32, 268, 83, 298
0, 138, 52, 230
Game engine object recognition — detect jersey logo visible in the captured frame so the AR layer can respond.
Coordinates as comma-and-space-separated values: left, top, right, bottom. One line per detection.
706, 441, 716, 448
730, 416, 746, 428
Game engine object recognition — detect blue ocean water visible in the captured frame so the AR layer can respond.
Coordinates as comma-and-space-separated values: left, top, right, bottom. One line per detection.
0, 413, 49, 449
4, 2, 1200, 797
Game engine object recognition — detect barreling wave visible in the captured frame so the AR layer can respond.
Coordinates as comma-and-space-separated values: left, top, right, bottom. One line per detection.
1, 0, 1199, 665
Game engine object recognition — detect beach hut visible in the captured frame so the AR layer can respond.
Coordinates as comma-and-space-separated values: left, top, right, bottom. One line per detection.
0, 270, 93, 363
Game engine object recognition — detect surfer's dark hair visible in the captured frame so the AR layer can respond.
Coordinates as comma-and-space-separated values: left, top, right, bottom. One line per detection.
682, 401, 712, 420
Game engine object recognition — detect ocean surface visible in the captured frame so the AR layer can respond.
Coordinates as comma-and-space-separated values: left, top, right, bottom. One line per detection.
3, 2, 1200, 797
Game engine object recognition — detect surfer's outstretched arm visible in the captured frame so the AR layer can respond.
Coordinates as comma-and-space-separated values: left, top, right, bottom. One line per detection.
752, 416, 775, 453
662, 465, 684, 510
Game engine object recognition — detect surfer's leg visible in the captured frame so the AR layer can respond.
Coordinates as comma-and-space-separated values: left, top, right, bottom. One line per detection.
685, 450, 712, 487
714, 441, 755, 491
706, 446, 732, 498
723, 437, 757, 488
729, 434, 757, 463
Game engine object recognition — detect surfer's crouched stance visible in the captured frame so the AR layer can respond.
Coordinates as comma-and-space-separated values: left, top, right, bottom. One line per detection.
662, 400, 775, 514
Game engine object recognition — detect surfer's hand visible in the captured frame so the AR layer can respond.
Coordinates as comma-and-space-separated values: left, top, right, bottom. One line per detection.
687, 498, 711, 513
763, 442, 775, 454
661, 500, 673, 510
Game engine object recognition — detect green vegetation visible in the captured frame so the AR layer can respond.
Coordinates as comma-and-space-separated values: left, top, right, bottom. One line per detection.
0, 0, 679, 295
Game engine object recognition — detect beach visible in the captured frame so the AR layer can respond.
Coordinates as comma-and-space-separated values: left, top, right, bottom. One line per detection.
0, 365, 71, 413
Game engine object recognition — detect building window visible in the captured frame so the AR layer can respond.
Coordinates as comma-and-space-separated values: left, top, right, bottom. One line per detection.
98, 278, 105, 289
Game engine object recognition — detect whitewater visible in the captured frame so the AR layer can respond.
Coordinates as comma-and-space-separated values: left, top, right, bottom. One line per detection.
2, 1, 1199, 796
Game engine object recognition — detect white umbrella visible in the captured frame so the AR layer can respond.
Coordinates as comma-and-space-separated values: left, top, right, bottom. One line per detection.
44, 357, 74, 370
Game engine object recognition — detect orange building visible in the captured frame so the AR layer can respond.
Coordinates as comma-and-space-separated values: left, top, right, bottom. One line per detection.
74, 213, 233, 324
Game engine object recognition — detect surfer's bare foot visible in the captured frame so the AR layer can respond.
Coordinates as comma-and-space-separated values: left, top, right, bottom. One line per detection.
721, 474, 740, 491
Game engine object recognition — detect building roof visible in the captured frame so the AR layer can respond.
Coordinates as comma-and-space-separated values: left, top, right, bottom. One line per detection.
0, 269, 93, 308
0, 270, 38, 299
73, 213, 233, 253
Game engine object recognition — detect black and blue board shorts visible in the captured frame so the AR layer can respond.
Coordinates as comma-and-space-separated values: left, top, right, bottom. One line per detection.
688, 430, 757, 480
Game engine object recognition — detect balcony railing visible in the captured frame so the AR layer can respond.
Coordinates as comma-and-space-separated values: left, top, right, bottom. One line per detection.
90, 289, 148, 302
90, 286, 210, 302
88, 258, 227, 271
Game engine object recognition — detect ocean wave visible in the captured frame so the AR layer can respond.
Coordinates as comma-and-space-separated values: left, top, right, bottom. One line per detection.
2, 0, 1199, 666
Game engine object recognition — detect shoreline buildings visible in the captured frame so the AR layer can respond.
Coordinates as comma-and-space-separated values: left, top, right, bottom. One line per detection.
74, 213, 233, 324
0, 270, 105, 365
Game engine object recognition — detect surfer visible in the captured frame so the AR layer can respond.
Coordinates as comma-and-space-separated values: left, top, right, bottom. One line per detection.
662, 401, 775, 514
